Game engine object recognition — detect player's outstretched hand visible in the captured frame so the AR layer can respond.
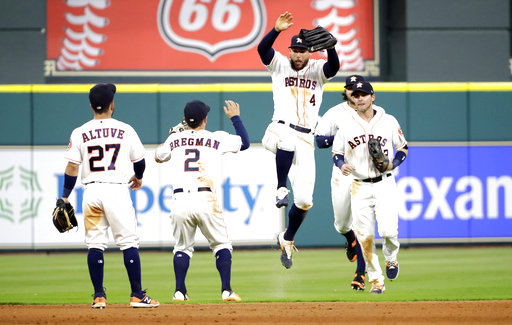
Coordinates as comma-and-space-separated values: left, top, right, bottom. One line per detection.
275, 12, 293, 32
223, 100, 240, 119
129, 175, 142, 190
341, 163, 355, 176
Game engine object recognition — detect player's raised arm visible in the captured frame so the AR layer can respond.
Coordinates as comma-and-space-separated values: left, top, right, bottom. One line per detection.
257, 12, 294, 65
322, 46, 340, 79
224, 100, 250, 151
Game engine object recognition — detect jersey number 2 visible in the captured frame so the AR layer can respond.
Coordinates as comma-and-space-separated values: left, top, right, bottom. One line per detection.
184, 149, 200, 171
88, 144, 120, 172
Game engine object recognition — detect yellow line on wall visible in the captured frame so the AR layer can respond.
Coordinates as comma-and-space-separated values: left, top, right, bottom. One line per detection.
1, 82, 511, 93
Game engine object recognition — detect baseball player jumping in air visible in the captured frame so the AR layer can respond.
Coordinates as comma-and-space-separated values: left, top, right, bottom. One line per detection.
332, 81, 408, 294
58, 83, 159, 308
315, 75, 369, 290
258, 12, 339, 268
155, 100, 249, 302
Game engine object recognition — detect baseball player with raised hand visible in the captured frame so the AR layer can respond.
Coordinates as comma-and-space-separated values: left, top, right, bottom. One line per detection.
57, 83, 159, 308
315, 75, 368, 290
155, 99, 249, 302
257, 11, 339, 269
332, 81, 408, 294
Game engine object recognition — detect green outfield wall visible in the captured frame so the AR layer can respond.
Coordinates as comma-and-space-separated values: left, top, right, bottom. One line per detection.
1, 82, 512, 146
1, 82, 511, 248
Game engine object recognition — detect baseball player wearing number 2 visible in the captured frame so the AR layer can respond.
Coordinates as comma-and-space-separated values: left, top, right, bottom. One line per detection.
332, 81, 408, 294
59, 83, 159, 308
258, 12, 339, 268
155, 100, 249, 302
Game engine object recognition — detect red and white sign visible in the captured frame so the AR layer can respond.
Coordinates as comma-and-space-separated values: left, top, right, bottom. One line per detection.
45, 0, 379, 76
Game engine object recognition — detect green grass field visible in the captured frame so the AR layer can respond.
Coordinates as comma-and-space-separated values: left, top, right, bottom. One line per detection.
0, 246, 511, 304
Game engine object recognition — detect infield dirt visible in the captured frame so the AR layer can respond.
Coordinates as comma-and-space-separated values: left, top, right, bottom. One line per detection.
1, 300, 511, 324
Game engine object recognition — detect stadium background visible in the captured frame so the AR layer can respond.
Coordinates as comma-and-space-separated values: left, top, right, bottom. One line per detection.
0, 0, 511, 249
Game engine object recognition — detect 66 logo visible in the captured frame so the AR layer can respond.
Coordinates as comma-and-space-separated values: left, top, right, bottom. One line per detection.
158, 0, 266, 61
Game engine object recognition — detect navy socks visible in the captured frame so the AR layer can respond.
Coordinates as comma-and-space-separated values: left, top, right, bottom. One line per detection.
284, 204, 308, 241
216, 249, 232, 292
87, 248, 105, 297
123, 247, 143, 297
355, 239, 366, 274
343, 230, 367, 274
276, 149, 294, 189
173, 251, 190, 294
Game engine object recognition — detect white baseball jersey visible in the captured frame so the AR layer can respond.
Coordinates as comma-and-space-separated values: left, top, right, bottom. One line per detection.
64, 117, 145, 251
331, 105, 407, 286
316, 103, 386, 233
266, 51, 331, 129
331, 106, 407, 180
65, 118, 145, 184
315, 102, 357, 233
155, 129, 241, 191
155, 129, 242, 257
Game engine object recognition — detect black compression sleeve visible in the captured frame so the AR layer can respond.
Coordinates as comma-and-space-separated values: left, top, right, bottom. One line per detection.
323, 48, 340, 79
315, 135, 334, 148
333, 154, 345, 168
231, 115, 250, 151
257, 28, 279, 65
133, 159, 146, 179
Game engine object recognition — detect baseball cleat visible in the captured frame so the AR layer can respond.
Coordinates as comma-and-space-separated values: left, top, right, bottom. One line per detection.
369, 281, 386, 294
275, 187, 290, 208
278, 231, 297, 269
386, 260, 399, 280
173, 290, 189, 301
345, 239, 357, 262
130, 293, 160, 308
91, 296, 106, 309
351, 272, 366, 291
222, 290, 242, 302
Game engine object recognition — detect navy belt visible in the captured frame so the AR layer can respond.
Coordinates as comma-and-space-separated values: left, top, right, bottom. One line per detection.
277, 120, 311, 134
360, 173, 392, 183
173, 187, 211, 194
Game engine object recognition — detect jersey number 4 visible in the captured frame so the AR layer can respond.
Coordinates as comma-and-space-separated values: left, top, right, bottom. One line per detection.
88, 144, 120, 172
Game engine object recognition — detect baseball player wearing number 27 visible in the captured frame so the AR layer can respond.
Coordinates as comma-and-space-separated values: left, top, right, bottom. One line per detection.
58, 83, 159, 308
258, 12, 340, 269
155, 100, 249, 302
332, 81, 408, 294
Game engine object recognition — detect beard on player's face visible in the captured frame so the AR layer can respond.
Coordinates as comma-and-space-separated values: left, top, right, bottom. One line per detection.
290, 57, 309, 71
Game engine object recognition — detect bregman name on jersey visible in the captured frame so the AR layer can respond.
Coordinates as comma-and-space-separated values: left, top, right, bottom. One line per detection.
169, 136, 220, 151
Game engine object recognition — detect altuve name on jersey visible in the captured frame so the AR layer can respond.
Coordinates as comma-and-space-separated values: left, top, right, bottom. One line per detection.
348, 135, 388, 149
169, 137, 220, 151
284, 77, 317, 90
82, 128, 125, 143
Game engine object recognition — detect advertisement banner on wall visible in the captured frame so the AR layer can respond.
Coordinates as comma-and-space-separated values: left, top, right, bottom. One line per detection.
0, 146, 281, 249
45, 0, 380, 78
394, 145, 512, 243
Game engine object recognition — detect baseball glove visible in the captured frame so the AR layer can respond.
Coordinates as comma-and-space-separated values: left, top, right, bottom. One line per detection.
368, 138, 389, 173
299, 26, 337, 52
52, 199, 77, 233
168, 120, 189, 135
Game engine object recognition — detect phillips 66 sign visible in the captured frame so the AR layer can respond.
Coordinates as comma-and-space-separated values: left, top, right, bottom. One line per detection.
158, 0, 266, 61
45, 0, 380, 77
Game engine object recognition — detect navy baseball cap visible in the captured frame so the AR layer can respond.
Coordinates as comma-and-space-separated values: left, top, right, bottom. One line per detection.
352, 81, 374, 95
184, 100, 210, 124
345, 75, 365, 88
89, 83, 116, 110
289, 35, 308, 49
